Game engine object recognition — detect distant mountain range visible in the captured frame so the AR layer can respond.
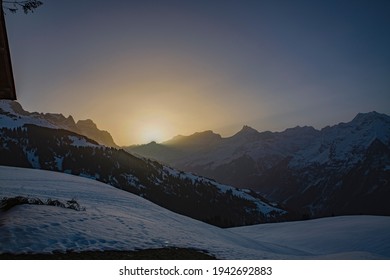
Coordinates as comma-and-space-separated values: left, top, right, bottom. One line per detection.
0, 100, 287, 227
126, 111, 390, 218
0, 101, 118, 148
2, 99, 389, 222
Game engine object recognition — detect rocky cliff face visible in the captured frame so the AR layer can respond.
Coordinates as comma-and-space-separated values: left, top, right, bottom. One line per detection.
0, 100, 118, 147
76, 119, 118, 148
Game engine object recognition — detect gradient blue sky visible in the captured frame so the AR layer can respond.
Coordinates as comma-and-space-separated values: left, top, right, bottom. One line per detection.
5, 0, 390, 145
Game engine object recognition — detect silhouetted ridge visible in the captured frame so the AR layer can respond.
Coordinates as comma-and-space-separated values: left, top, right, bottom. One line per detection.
164, 130, 222, 146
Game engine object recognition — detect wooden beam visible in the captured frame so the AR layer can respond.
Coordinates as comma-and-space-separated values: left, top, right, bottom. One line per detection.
0, 1, 17, 100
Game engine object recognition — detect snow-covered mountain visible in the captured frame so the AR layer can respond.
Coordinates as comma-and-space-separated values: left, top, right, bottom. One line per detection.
126, 112, 390, 218
0, 100, 287, 227
0, 100, 118, 147
1, 166, 389, 259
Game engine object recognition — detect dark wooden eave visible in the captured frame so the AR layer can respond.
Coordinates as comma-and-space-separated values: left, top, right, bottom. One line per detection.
0, 1, 17, 100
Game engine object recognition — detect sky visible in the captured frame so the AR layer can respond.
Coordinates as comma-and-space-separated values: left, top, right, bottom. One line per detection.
4, 0, 390, 145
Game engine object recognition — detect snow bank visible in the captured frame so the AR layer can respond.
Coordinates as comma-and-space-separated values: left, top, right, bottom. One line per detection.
229, 215, 390, 259
1, 166, 389, 259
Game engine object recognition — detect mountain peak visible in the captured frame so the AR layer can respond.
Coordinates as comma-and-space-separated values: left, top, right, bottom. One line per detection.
230, 125, 260, 140
76, 119, 118, 148
240, 125, 258, 134
76, 119, 98, 130
0, 100, 28, 116
352, 111, 389, 124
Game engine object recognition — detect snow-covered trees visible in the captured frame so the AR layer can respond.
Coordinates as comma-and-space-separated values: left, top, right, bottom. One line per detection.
2, 0, 43, 14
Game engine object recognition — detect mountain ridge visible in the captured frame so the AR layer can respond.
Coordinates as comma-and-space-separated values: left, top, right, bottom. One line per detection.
0, 101, 288, 227
0, 100, 118, 148
125, 111, 390, 218
132, 111, 386, 148
2, 99, 389, 220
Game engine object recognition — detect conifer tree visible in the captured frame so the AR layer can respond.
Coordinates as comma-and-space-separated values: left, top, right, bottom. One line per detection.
2, 0, 43, 14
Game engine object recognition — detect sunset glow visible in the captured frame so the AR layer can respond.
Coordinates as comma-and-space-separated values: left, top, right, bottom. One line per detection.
5, 0, 390, 145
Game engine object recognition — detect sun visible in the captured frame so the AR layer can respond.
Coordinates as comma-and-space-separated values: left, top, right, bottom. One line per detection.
139, 124, 165, 144
143, 128, 162, 143
131, 113, 174, 144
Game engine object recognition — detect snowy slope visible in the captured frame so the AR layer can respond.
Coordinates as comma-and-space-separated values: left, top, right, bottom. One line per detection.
0, 166, 298, 259
1, 166, 389, 259
229, 216, 390, 259
162, 165, 284, 215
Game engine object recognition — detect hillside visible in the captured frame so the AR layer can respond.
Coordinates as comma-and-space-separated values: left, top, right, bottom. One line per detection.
1, 166, 389, 259
126, 112, 390, 218
0, 100, 287, 227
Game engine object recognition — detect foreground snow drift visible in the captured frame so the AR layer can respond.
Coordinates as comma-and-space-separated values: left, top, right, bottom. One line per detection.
1, 166, 389, 259
229, 216, 390, 259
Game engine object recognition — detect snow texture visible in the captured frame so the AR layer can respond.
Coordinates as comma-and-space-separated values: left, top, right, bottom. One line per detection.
1, 166, 389, 259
